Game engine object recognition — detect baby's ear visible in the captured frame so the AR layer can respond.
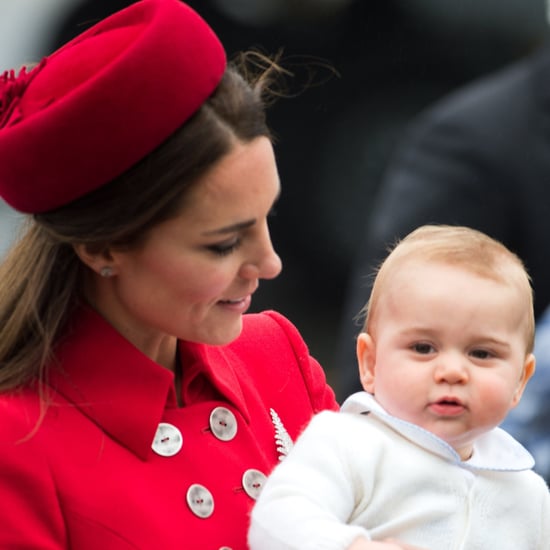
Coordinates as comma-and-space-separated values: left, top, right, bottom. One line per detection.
356, 332, 376, 393
511, 353, 536, 408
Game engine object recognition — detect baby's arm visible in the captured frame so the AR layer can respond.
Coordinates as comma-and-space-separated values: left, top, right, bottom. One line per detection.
249, 411, 372, 549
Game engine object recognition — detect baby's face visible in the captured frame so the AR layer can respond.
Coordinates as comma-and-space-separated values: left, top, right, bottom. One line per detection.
358, 261, 534, 460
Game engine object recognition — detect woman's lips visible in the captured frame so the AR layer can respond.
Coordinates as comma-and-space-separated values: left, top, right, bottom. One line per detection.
217, 294, 251, 313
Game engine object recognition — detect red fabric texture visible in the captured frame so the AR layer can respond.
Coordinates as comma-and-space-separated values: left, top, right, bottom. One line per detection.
0, 308, 338, 548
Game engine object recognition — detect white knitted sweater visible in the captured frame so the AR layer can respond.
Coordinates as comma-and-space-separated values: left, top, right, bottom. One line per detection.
249, 392, 550, 550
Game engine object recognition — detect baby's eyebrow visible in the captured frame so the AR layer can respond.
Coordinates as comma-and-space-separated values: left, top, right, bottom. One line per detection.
473, 338, 510, 349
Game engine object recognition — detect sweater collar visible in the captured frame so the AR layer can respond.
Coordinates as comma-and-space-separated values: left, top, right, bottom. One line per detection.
48, 306, 250, 460
342, 391, 535, 472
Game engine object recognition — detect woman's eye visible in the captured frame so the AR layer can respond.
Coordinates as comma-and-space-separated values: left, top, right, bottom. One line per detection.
412, 343, 434, 354
207, 239, 241, 256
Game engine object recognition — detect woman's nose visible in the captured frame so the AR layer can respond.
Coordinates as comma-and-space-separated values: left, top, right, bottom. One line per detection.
261, 247, 283, 279
239, 227, 282, 281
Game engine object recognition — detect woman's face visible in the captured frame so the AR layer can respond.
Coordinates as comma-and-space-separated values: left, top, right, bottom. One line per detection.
89, 137, 282, 356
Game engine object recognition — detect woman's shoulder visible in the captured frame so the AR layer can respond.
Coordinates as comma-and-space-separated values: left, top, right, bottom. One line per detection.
228, 310, 338, 417
229, 310, 312, 363
241, 310, 304, 340
0, 387, 43, 445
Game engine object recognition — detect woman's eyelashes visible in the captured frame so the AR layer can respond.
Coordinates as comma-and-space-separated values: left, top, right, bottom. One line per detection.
206, 238, 242, 256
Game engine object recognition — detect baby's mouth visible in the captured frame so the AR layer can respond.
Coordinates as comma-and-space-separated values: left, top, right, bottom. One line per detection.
429, 397, 466, 416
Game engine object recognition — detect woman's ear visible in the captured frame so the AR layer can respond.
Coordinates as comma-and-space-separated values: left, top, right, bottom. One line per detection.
72, 243, 115, 277
511, 353, 536, 408
356, 332, 376, 393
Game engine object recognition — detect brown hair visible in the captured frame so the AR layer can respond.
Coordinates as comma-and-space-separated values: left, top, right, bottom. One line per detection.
360, 224, 535, 352
0, 53, 284, 392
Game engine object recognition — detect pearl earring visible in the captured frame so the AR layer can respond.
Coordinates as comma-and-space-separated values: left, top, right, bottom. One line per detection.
100, 266, 113, 278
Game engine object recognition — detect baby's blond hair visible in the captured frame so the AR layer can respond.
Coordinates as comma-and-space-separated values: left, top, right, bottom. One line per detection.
361, 225, 535, 352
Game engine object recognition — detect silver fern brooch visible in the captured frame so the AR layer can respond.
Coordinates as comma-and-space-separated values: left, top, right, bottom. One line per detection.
270, 408, 293, 461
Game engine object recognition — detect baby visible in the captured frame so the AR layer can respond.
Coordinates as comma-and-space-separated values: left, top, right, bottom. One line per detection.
249, 225, 550, 550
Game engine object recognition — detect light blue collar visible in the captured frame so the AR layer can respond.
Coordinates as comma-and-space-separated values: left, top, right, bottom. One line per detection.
342, 392, 534, 472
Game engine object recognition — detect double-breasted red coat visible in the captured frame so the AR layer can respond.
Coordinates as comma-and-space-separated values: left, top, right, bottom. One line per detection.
0, 307, 338, 549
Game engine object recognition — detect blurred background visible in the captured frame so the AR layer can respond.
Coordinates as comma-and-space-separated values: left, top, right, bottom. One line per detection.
1, 0, 548, 399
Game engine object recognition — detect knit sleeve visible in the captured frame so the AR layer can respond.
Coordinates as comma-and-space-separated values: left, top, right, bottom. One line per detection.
248, 411, 371, 550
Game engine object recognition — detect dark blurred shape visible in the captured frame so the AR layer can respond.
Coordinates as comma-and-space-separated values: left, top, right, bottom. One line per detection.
338, 43, 550, 399
47, 1, 547, 389
502, 305, 550, 483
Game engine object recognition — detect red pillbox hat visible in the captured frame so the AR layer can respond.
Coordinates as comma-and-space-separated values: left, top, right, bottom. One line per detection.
0, 0, 226, 213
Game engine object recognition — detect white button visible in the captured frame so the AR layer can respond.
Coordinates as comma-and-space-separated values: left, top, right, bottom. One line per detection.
242, 469, 267, 500
186, 484, 214, 518
209, 407, 238, 441
151, 422, 183, 456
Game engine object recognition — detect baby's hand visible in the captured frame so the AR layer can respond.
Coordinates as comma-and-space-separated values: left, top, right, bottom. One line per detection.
348, 537, 428, 550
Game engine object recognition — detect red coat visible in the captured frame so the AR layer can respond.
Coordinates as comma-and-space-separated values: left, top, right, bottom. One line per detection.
0, 307, 337, 549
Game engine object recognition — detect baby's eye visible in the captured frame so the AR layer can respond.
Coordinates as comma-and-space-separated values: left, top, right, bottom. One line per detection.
470, 349, 492, 360
412, 343, 434, 354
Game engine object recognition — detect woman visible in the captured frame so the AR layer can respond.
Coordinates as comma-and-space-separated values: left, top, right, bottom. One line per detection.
0, 1, 338, 548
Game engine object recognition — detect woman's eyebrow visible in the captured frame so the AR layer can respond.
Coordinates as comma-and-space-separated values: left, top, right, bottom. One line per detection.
202, 219, 255, 236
